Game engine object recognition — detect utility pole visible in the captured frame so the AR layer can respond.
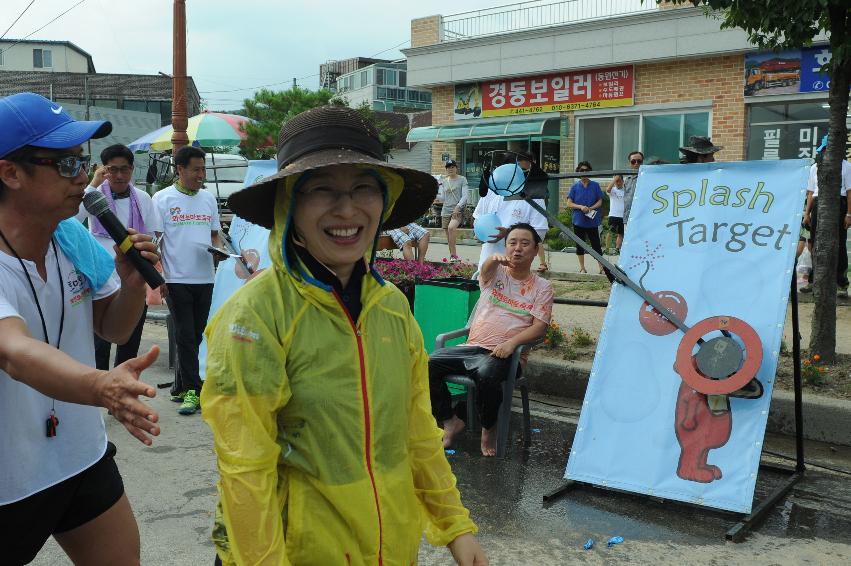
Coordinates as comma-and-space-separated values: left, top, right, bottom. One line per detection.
170, 0, 189, 152
293, 77, 297, 89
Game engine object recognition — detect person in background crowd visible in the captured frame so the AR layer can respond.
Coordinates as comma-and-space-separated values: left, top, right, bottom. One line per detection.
802, 135, 851, 296
430, 223, 553, 456
0, 92, 160, 566
565, 161, 605, 274
386, 221, 431, 261
473, 151, 548, 272
621, 150, 643, 228
517, 151, 551, 272
202, 105, 487, 566
440, 159, 469, 260
679, 135, 722, 164
152, 145, 223, 416
605, 174, 625, 254
76, 144, 163, 370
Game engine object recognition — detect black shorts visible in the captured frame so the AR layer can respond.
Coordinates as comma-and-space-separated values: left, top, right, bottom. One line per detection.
0, 442, 124, 565
608, 216, 624, 236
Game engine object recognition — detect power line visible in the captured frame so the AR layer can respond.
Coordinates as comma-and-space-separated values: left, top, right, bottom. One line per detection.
0, 0, 36, 43
199, 72, 320, 94
0, 0, 87, 57
371, 39, 409, 58
197, 37, 411, 96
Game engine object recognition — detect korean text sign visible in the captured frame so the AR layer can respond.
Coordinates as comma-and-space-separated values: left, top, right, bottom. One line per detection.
566, 160, 810, 513
462, 65, 633, 118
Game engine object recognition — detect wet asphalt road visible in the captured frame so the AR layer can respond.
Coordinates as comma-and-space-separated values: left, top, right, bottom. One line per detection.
31, 322, 851, 565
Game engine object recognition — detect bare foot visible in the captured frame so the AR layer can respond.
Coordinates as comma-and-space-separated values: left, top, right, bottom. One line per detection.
442, 416, 466, 448
480, 426, 497, 457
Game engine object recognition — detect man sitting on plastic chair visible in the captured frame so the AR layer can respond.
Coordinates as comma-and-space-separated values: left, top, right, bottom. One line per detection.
429, 222, 554, 456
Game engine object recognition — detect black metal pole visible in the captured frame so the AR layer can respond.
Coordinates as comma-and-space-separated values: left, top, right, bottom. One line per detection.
522, 197, 693, 336
790, 267, 806, 472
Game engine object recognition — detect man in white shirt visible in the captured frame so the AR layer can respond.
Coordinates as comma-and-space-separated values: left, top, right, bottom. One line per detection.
473, 152, 548, 271
0, 92, 160, 565
77, 144, 163, 370
802, 143, 851, 295
153, 146, 222, 415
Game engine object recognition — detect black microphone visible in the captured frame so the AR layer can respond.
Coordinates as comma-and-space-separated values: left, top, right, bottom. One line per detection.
83, 191, 165, 288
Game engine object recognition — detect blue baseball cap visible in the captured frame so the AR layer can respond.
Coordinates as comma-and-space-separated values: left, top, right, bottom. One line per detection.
0, 92, 112, 158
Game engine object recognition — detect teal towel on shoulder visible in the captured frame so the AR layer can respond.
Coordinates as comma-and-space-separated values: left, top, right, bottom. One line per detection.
53, 218, 115, 293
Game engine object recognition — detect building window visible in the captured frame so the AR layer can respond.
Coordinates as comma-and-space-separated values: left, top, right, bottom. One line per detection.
0, 50, 4, 66
33, 48, 52, 68
376, 68, 397, 86
746, 100, 846, 160
577, 110, 709, 169
399, 72, 407, 88
123, 100, 148, 113
360, 70, 368, 88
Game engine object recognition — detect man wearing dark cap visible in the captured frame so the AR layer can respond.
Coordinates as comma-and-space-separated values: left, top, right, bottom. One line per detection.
0, 92, 161, 565
680, 135, 723, 164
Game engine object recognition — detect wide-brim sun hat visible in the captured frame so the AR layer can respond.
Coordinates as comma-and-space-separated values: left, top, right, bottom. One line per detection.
228, 105, 437, 230
0, 92, 111, 158
679, 135, 723, 155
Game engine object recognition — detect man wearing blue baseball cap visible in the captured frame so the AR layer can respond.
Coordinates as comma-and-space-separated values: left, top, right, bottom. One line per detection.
0, 93, 161, 564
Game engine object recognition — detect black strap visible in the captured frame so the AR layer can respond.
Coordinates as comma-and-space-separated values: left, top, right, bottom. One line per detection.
0, 230, 64, 348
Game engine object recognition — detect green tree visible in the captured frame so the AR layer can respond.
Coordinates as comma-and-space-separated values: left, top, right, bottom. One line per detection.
660, 0, 851, 361
239, 88, 406, 160
240, 87, 341, 159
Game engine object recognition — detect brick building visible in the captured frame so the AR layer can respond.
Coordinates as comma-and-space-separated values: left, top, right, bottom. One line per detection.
403, 2, 843, 209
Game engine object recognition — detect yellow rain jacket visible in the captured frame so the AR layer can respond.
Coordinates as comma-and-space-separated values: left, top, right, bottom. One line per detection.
201, 171, 477, 565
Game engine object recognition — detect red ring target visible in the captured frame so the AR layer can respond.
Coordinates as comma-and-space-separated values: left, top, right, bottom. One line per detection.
675, 316, 763, 395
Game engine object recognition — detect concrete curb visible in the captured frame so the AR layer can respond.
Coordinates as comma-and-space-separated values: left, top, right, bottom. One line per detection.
524, 355, 851, 447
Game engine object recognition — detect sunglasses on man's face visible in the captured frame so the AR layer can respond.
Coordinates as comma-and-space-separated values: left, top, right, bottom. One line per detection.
27, 154, 92, 178
578, 169, 590, 173
630, 158, 643, 165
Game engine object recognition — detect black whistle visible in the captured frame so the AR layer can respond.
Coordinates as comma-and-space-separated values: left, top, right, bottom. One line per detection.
46, 414, 59, 438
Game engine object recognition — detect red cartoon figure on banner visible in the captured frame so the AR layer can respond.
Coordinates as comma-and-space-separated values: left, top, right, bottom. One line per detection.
630, 243, 764, 484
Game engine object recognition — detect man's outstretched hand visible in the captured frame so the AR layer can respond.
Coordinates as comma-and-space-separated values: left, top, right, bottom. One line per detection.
95, 346, 161, 445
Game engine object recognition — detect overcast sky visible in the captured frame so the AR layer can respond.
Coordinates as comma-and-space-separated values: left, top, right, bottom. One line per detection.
2, 0, 508, 110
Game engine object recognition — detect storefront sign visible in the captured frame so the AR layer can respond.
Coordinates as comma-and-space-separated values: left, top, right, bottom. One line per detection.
454, 65, 634, 120
744, 46, 832, 97
748, 123, 851, 161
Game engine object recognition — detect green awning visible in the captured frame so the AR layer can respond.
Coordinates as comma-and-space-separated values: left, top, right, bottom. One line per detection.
406, 117, 562, 142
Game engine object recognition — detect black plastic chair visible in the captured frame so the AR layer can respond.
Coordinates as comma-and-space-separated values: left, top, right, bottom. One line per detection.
435, 328, 543, 458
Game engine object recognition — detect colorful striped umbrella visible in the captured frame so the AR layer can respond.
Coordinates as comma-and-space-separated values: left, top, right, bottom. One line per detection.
127, 111, 260, 152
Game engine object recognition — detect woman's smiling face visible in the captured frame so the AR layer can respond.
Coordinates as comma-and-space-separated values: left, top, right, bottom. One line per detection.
291, 165, 385, 274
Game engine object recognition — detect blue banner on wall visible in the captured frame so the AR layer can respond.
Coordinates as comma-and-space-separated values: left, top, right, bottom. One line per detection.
566, 159, 810, 513
744, 46, 832, 97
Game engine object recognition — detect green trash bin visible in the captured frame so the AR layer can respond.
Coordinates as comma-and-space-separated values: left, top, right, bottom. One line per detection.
414, 277, 480, 399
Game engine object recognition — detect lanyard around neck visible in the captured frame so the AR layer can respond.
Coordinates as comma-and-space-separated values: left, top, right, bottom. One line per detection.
0, 229, 65, 348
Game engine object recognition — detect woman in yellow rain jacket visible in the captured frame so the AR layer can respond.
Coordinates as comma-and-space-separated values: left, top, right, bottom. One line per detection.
202, 106, 487, 566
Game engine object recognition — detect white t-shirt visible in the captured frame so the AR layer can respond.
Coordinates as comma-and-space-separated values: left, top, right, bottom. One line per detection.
473, 192, 548, 268
152, 186, 221, 284
76, 185, 163, 258
0, 243, 120, 504
806, 161, 851, 197
609, 185, 625, 218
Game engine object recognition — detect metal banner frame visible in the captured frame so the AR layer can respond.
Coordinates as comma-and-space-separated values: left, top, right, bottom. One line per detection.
484, 161, 806, 541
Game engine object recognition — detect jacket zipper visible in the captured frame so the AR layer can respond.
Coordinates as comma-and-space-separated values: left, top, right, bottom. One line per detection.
334, 291, 383, 565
